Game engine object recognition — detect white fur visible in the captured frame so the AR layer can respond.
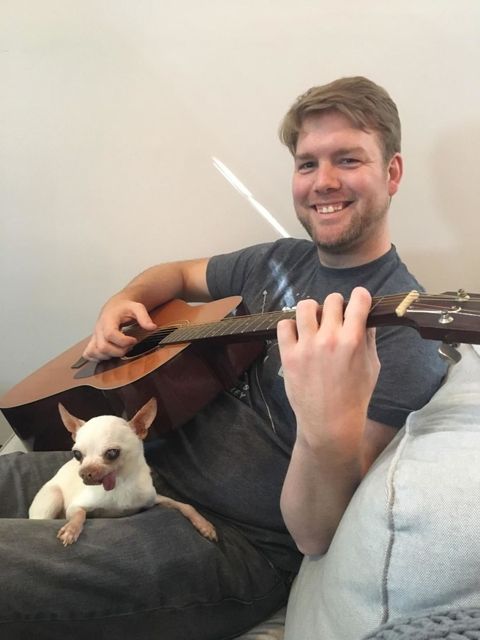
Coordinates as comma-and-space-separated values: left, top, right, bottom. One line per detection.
29, 399, 217, 545
30, 419, 156, 519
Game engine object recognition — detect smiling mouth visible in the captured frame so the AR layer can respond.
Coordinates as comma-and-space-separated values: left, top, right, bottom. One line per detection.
312, 202, 352, 214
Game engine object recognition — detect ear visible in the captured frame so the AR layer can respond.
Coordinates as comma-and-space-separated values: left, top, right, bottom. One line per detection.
129, 398, 158, 440
387, 153, 403, 197
58, 403, 85, 441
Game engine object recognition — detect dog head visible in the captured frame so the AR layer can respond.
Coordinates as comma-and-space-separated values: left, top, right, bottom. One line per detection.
58, 398, 157, 491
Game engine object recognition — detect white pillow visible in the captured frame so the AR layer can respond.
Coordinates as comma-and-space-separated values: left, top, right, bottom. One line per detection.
285, 344, 480, 640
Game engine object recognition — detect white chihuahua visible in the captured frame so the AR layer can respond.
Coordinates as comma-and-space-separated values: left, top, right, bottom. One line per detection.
29, 398, 217, 546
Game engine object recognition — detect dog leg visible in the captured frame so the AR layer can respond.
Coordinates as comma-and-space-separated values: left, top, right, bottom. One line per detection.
57, 507, 87, 546
29, 484, 64, 519
155, 495, 217, 541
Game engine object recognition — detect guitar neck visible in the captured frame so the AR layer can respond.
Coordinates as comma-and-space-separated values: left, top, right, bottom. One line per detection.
161, 308, 294, 344
72, 290, 480, 370
158, 291, 480, 347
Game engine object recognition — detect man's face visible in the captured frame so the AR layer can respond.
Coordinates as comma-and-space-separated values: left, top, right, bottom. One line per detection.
292, 111, 402, 266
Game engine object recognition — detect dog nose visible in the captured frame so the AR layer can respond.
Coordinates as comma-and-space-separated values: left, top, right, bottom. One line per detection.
79, 467, 101, 484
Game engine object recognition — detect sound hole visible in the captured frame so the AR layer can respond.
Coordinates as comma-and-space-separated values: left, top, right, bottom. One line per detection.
121, 327, 178, 360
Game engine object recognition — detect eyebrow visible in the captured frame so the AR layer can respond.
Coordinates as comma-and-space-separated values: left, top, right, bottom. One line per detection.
332, 147, 367, 158
295, 146, 367, 161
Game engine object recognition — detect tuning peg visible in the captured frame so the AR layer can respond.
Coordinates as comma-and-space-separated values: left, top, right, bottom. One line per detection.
438, 342, 462, 364
456, 289, 470, 300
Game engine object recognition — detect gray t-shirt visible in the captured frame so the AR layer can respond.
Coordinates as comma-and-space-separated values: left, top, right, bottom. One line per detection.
154, 239, 446, 572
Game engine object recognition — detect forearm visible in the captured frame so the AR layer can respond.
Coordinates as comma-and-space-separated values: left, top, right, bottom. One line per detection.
111, 258, 212, 311
281, 416, 397, 555
280, 418, 364, 556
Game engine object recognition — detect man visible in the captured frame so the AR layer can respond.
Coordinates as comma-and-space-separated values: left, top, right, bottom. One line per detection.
0, 77, 445, 639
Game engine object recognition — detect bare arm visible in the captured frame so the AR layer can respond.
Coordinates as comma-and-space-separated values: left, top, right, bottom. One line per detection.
83, 257, 211, 361
277, 287, 395, 556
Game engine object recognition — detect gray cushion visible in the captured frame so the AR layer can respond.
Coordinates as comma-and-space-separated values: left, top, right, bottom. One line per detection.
285, 344, 480, 640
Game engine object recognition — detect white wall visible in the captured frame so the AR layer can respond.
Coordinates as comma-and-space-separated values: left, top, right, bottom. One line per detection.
1, 0, 479, 441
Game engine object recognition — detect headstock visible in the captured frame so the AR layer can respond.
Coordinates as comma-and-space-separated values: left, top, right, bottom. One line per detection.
393, 289, 480, 363
396, 290, 479, 344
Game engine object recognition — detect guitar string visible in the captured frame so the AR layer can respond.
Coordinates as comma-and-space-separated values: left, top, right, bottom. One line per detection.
152, 296, 480, 334
135, 293, 480, 343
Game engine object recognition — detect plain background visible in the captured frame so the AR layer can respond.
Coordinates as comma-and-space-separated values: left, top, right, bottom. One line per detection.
1, 1, 479, 443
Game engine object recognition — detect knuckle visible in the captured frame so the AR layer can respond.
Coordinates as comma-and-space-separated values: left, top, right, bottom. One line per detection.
103, 328, 119, 343
316, 334, 338, 352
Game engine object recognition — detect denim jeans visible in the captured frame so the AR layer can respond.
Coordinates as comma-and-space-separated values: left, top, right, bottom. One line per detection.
0, 452, 291, 640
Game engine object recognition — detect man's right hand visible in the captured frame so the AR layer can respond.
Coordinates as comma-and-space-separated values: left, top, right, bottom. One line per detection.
82, 298, 157, 361
81, 257, 211, 362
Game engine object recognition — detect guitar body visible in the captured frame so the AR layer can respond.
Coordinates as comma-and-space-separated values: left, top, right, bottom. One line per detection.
0, 297, 265, 451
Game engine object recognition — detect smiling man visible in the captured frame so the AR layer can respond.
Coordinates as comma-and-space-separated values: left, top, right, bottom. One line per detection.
0, 77, 446, 639
293, 112, 400, 263
283, 80, 403, 267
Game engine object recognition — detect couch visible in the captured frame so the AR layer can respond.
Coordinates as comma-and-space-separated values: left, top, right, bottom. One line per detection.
238, 343, 480, 639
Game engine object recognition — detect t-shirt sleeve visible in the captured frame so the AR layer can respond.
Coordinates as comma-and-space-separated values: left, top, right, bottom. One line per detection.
368, 325, 447, 428
206, 242, 274, 299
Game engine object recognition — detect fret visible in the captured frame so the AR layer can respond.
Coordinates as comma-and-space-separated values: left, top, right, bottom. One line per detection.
148, 291, 480, 349
68, 291, 480, 373
217, 318, 247, 335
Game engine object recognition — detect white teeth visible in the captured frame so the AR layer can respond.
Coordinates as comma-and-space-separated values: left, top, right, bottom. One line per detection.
315, 203, 345, 214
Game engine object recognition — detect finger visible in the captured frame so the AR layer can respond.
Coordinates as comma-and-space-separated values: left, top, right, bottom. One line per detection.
81, 301, 156, 362
82, 336, 135, 361
342, 287, 372, 332
97, 325, 137, 350
318, 292, 344, 334
130, 305, 157, 331
107, 302, 157, 332
277, 318, 298, 349
83, 324, 137, 360
293, 299, 321, 337
82, 337, 101, 361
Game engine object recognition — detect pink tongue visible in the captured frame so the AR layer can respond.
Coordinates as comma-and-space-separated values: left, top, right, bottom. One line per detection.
102, 472, 116, 491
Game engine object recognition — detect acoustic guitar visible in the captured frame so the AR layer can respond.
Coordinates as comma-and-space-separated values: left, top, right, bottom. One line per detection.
1, 290, 479, 451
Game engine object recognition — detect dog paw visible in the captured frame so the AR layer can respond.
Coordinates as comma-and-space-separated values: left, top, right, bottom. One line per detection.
57, 523, 81, 546
193, 517, 218, 542
155, 495, 218, 542
201, 523, 218, 542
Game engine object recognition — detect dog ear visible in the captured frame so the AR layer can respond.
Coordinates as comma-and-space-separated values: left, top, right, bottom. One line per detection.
58, 403, 85, 441
129, 398, 158, 440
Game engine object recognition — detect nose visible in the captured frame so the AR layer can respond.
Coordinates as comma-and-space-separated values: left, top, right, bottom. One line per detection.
313, 163, 341, 193
79, 465, 102, 484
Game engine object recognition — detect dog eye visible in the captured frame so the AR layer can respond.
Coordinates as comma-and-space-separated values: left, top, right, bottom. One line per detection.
104, 448, 120, 461
72, 450, 83, 462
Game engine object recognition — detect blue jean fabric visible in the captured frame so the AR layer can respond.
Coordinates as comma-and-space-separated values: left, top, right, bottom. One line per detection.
0, 452, 291, 640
